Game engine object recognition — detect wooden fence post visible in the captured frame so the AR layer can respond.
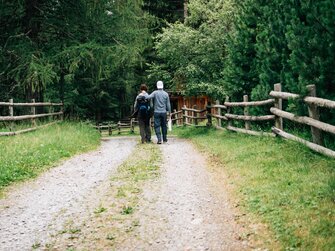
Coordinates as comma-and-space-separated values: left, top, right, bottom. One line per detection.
243, 95, 250, 130
193, 105, 198, 125
60, 103, 64, 121
206, 102, 212, 127
225, 96, 232, 128
31, 99, 36, 127
9, 99, 14, 131
216, 100, 221, 128
173, 109, 178, 126
274, 83, 283, 130
118, 121, 121, 134
130, 118, 135, 133
48, 100, 54, 123
108, 123, 112, 135
182, 105, 187, 126
307, 84, 323, 145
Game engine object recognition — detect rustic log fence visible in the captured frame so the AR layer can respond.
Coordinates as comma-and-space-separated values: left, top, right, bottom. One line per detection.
214, 96, 275, 137
0, 99, 63, 136
170, 83, 335, 158
269, 84, 335, 158
182, 105, 207, 126
93, 119, 136, 135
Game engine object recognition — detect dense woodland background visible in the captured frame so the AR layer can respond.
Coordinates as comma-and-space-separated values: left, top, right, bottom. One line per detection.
1, 0, 334, 124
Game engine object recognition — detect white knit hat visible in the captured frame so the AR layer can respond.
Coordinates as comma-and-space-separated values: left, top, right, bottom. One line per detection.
156, 80, 164, 89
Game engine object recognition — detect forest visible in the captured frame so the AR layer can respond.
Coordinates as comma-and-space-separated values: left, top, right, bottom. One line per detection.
1, 0, 334, 123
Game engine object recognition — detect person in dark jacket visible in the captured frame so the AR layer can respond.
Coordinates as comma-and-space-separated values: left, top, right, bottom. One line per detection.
134, 84, 152, 143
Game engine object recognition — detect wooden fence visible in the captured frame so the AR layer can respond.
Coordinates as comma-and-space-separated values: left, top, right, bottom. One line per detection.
0, 99, 63, 136
93, 119, 136, 135
170, 83, 335, 158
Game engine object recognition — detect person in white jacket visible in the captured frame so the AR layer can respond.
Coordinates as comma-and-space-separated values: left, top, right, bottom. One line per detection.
147, 81, 171, 144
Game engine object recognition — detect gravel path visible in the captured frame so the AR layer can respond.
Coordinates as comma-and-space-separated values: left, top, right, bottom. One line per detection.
0, 137, 249, 251
116, 138, 249, 250
0, 137, 137, 251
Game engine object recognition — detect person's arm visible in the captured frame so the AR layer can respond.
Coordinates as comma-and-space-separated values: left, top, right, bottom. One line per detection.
149, 98, 153, 108
133, 95, 138, 110
147, 91, 155, 100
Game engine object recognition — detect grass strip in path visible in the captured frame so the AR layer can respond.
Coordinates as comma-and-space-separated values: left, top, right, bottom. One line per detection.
49, 142, 161, 250
175, 126, 335, 250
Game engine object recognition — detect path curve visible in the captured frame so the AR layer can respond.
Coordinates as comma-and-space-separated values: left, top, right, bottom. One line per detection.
0, 137, 137, 251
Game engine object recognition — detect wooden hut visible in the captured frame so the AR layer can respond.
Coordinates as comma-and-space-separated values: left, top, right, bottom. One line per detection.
167, 91, 211, 111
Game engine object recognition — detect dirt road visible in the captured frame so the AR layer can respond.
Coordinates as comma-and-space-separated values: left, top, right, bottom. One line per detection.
0, 137, 249, 251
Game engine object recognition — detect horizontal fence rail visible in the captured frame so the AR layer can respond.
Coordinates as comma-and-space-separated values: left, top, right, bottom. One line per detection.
224, 99, 274, 107
0, 112, 63, 121
0, 99, 63, 136
225, 114, 275, 121
0, 102, 63, 107
270, 108, 335, 134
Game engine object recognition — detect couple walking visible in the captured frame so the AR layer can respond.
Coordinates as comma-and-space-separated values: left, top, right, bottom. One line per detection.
133, 80, 171, 144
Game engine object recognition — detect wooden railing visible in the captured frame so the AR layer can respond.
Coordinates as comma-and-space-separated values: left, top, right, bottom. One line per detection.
171, 105, 207, 127
213, 96, 275, 137
93, 119, 136, 135
0, 99, 63, 136
171, 83, 335, 158
269, 84, 335, 158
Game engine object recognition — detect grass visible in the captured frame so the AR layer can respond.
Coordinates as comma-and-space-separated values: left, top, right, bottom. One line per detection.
0, 119, 58, 132
103, 143, 160, 246
0, 121, 100, 191
111, 142, 161, 208
174, 126, 335, 251
51, 143, 161, 249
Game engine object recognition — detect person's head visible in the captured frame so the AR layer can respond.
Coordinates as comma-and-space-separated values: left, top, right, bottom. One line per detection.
156, 80, 163, 89
140, 84, 148, 92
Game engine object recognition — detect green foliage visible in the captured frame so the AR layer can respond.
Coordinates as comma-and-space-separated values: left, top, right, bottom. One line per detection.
0, 122, 100, 190
150, 0, 235, 98
2, 0, 334, 123
224, 0, 335, 108
175, 126, 335, 250
151, 0, 334, 126
1, 0, 151, 120
143, 0, 185, 31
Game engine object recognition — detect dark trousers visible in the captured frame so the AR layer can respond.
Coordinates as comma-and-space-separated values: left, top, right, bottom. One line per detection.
154, 112, 167, 142
138, 115, 151, 143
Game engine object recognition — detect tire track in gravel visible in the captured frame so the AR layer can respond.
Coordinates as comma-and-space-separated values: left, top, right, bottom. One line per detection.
0, 137, 137, 251
115, 138, 250, 250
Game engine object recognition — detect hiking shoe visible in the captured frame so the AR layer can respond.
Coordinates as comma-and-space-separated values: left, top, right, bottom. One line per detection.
157, 141, 162, 144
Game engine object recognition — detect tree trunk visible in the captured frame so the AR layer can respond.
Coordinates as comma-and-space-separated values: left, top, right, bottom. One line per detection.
184, 0, 188, 19
23, 0, 41, 40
